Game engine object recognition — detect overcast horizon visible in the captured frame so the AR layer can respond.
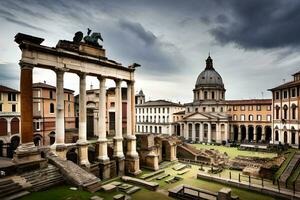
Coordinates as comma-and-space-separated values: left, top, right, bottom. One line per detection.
1, 0, 300, 103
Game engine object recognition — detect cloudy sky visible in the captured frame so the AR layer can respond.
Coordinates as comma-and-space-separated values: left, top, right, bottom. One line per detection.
0, 0, 300, 103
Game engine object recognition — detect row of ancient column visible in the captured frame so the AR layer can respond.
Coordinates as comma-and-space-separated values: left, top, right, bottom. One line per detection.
50, 69, 139, 166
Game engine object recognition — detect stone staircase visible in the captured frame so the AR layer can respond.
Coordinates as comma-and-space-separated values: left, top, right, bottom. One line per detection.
0, 177, 30, 200
48, 154, 101, 192
280, 152, 300, 186
20, 164, 64, 191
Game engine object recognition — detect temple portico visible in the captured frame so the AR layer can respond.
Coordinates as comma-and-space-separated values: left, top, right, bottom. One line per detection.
14, 32, 140, 177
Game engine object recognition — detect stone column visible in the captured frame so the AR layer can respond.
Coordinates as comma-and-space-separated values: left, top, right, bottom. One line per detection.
253, 127, 257, 142
55, 69, 65, 145
245, 126, 249, 142
238, 126, 242, 142
200, 123, 204, 142
113, 79, 124, 158
7, 118, 11, 137
216, 123, 221, 143
77, 73, 90, 167
225, 123, 229, 143
192, 123, 196, 141
97, 76, 109, 162
208, 123, 212, 143
20, 64, 34, 144
125, 81, 140, 175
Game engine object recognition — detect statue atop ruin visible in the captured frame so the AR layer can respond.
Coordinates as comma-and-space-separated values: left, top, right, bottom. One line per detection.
72, 28, 103, 47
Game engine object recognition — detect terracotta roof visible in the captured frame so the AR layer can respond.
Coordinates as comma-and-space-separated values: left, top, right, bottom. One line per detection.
269, 79, 300, 91
33, 82, 74, 93
0, 85, 19, 93
226, 99, 272, 105
136, 100, 183, 107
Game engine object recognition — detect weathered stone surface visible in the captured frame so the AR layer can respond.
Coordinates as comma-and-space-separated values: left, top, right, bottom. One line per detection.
121, 176, 159, 191
101, 184, 117, 192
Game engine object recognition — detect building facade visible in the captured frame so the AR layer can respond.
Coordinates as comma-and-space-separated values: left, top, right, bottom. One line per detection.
33, 82, 76, 146
135, 90, 185, 135
173, 56, 274, 145
0, 85, 21, 157
270, 71, 300, 148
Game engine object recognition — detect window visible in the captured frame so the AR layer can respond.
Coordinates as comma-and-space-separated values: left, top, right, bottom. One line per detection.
233, 106, 237, 111
267, 115, 272, 121
68, 94, 70, 101
291, 88, 296, 97
241, 106, 245, 111
0, 93, 2, 101
50, 91, 53, 99
220, 107, 223, 112
68, 104, 71, 112
257, 115, 262, 121
249, 115, 253, 121
12, 104, 16, 112
275, 131, 279, 141
276, 106, 280, 119
0, 104, 2, 112
38, 102, 41, 112
292, 104, 296, 119
233, 114, 237, 121
248, 105, 253, 111
203, 107, 206, 112
154, 108, 156, 113
283, 105, 288, 119
158, 108, 160, 113
195, 108, 198, 112
204, 91, 208, 100
267, 105, 271, 111
283, 90, 288, 99
8, 93, 16, 101
212, 107, 215, 112
35, 121, 40, 131
211, 91, 215, 99
163, 108, 165, 113
240, 115, 245, 121
167, 108, 169, 113
275, 92, 280, 100
256, 105, 261, 111
50, 103, 55, 113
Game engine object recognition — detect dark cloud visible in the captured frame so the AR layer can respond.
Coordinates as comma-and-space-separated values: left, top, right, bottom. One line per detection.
0, 63, 20, 90
210, 0, 300, 49
119, 20, 157, 45
0, 9, 15, 18
3, 17, 46, 32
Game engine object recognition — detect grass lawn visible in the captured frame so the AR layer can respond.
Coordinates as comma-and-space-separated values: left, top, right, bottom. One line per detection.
191, 144, 277, 159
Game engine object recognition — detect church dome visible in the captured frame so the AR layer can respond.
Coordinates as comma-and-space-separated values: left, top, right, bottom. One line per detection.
195, 56, 224, 89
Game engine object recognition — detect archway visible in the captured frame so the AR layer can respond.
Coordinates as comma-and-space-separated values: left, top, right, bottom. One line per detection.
284, 131, 288, 144
11, 118, 19, 134
233, 125, 239, 142
291, 129, 296, 145
265, 126, 272, 142
241, 125, 246, 141
49, 131, 55, 145
66, 148, 78, 164
248, 126, 254, 142
33, 134, 43, 146
256, 126, 262, 142
0, 118, 7, 136
8, 135, 20, 158
176, 124, 181, 136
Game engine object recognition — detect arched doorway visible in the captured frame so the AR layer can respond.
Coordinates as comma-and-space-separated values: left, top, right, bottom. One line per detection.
176, 124, 181, 136
33, 134, 43, 146
241, 125, 246, 141
195, 124, 200, 141
66, 148, 78, 164
256, 126, 262, 142
8, 135, 20, 158
291, 128, 296, 145
49, 131, 55, 145
275, 130, 279, 141
0, 118, 7, 136
284, 131, 288, 144
248, 126, 254, 142
233, 125, 239, 142
203, 124, 208, 141
11, 118, 19, 134
188, 124, 192, 140
265, 126, 272, 142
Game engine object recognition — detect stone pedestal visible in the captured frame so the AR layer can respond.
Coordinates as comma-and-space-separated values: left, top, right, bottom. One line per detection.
218, 188, 232, 200
97, 139, 109, 161
52, 144, 68, 160
145, 152, 159, 171
113, 137, 124, 158
99, 159, 111, 180
125, 157, 141, 175
78, 143, 90, 167
115, 156, 125, 176
13, 142, 46, 172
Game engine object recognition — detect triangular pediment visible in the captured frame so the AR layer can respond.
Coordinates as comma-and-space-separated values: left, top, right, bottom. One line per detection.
184, 112, 210, 120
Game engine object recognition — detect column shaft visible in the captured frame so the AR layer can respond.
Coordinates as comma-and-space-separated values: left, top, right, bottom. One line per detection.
208, 123, 211, 143
113, 79, 124, 158
97, 77, 109, 161
20, 64, 33, 144
200, 123, 204, 142
78, 73, 87, 142
55, 70, 65, 144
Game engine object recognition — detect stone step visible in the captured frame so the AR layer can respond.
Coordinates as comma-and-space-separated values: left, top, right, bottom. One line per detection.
30, 176, 64, 188
3, 190, 30, 200
0, 182, 19, 190
126, 186, 141, 194
86, 182, 102, 193
27, 172, 62, 183
21, 168, 60, 178
0, 184, 23, 198
33, 179, 64, 191
23, 171, 61, 181
0, 179, 13, 186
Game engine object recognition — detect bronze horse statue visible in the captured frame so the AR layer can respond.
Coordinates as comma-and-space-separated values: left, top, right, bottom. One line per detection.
73, 28, 103, 47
